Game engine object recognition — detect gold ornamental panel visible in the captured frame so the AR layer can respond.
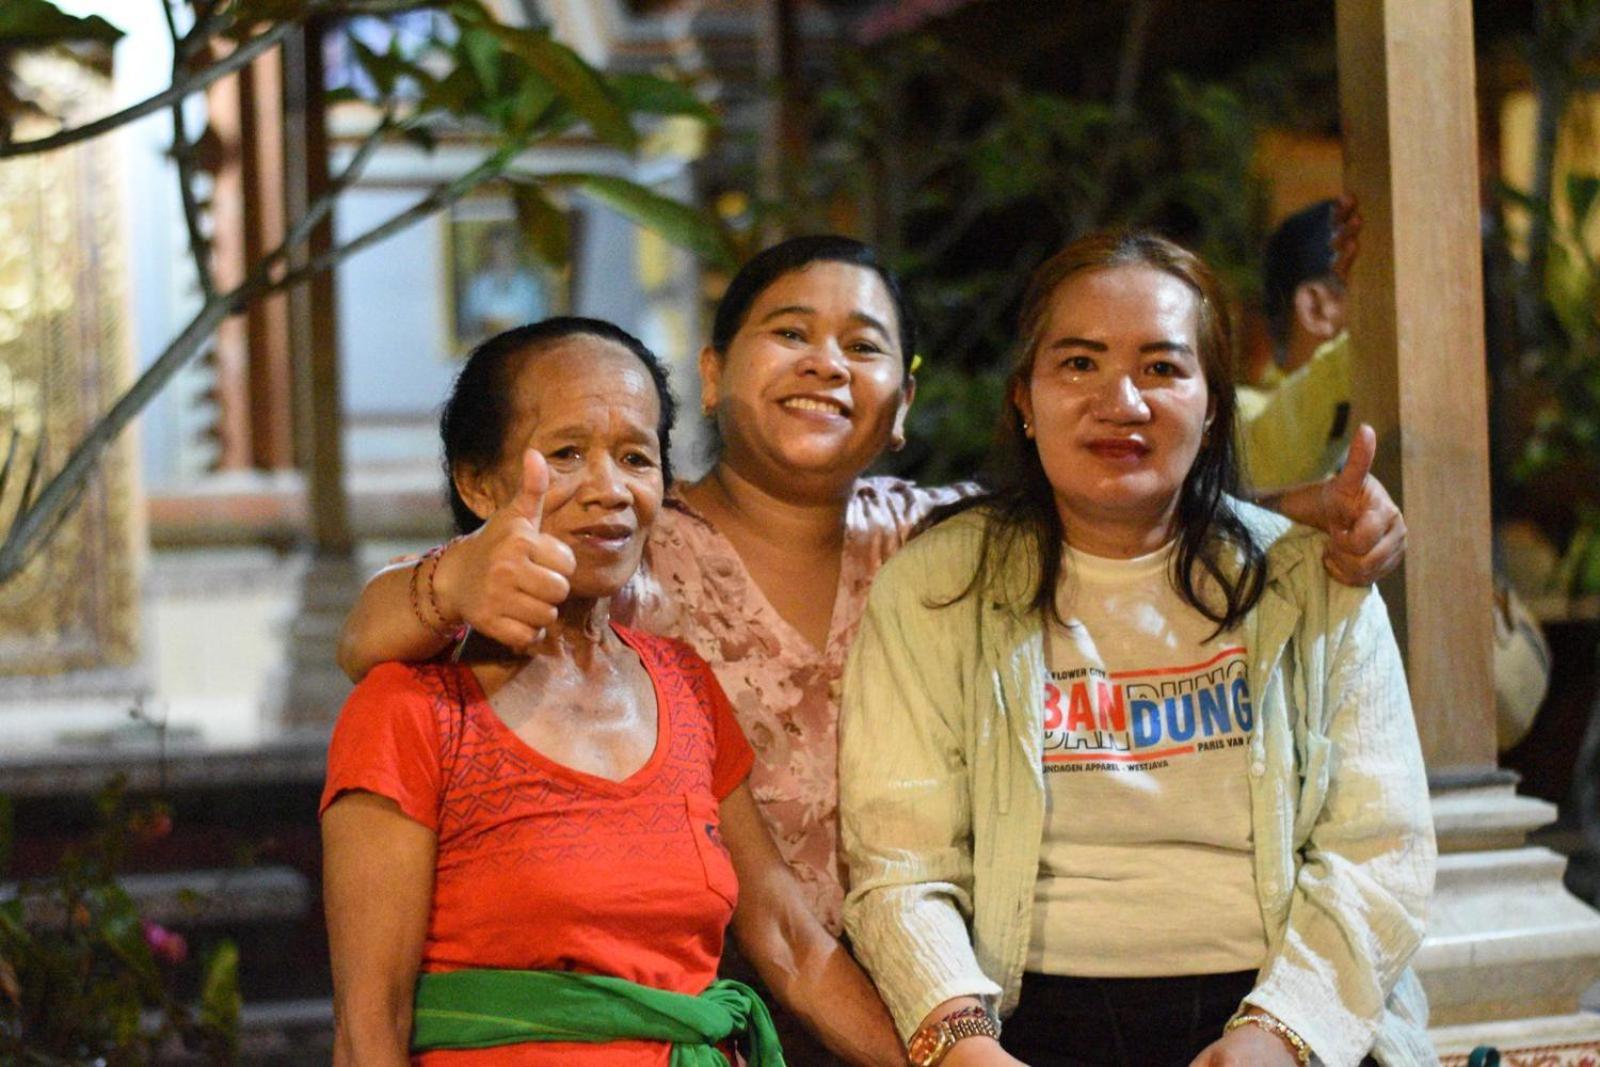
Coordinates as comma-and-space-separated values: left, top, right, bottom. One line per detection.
0, 54, 137, 677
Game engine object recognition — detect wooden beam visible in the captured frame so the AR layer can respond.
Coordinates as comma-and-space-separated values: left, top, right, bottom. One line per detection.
1335, 0, 1497, 771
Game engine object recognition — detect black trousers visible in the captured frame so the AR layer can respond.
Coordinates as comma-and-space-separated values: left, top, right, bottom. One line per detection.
999, 970, 1260, 1067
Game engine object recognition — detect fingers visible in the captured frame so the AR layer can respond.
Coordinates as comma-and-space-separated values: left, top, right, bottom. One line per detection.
527, 530, 576, 579
475, 617, 543, 655
1323, 512, 1406, 586
1335, 499, 1390, 557
1329, 423, 1378, 504
513, 448, 549, 529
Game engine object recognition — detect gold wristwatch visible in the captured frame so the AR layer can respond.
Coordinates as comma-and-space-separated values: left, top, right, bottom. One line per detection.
907, 1005, 1001, 1066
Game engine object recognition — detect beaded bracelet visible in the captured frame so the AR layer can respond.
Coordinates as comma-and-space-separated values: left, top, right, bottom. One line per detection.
408, 543, 461, 640
1224, 1011, 1311, 1065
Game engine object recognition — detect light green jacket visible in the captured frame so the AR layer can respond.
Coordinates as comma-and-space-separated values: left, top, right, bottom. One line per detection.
839, 503, 1437, 1067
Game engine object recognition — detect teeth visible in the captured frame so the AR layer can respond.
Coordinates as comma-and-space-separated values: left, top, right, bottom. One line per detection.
782, 397, 845, 415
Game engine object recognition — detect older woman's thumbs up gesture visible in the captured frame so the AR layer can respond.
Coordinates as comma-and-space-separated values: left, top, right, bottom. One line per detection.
432, 448, 578, 652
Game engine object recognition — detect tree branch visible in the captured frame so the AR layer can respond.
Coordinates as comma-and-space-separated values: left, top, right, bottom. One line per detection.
0, 127, 519, 582
0, 21, 295, 159
264, 138, 517, 296
0, 296, 234, 582
258, 105, 397, 280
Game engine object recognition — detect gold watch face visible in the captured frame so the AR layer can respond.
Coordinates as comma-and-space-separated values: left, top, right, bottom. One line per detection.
907, 1026, 955, 1066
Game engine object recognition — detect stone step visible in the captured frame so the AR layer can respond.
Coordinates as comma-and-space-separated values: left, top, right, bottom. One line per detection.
4, 865, 311, 928
152, 997, 334, 1065
237, 997, 335, 1065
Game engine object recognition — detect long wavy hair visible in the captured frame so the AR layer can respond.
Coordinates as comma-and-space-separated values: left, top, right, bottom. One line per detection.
931, 230, 1267, 633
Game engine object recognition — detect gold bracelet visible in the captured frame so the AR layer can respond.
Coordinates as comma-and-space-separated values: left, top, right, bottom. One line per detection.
1224, 1011, 1311, 1065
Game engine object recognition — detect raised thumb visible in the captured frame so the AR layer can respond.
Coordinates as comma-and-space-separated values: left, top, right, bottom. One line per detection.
1333, 423, 1377, 497
514, 448, 548, 528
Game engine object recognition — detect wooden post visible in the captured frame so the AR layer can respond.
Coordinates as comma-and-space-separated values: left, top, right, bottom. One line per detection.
240, 47, 296, 471
204, 54, 253, 471
1335, 0, 1497, 772
282, 21, 351, 554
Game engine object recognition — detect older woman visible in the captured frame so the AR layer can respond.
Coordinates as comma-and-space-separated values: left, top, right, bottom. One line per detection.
838, 233, 1435, 1067
321, 317, 902, 1065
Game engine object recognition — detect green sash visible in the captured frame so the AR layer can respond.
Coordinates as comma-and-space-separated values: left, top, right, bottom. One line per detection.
411, 969, 786, 1067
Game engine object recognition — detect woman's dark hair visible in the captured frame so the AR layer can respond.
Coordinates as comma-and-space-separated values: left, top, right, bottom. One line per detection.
440, 316, 676, 534
932, 230, 1267, 634
710, 235, 918, 367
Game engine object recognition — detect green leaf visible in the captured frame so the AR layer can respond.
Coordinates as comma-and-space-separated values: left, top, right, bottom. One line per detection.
1497, 180, 1555, 225
350, 38, 399, 98
422, 65, 478, 117
460, 27, 502, 100
608, 73, 717, 123
446, 0, 495, 25
0, 0, 122, 44
199, 940, 241, 1035
506, 72, 558, 138
485, 26, 636, 149
508, 183, 570, 266
1567, 172, 1600, 233
540, 172, 732, 267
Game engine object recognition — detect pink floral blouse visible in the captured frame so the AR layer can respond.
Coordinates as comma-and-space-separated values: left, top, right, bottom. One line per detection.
621, 477, 972, 933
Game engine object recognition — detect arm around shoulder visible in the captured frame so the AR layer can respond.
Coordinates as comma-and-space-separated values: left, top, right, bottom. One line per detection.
337, 560, 452, 682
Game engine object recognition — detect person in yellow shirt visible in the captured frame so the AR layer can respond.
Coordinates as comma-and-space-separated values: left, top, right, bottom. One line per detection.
1241, 197, 1549, 752
1237, 199, 1354, 494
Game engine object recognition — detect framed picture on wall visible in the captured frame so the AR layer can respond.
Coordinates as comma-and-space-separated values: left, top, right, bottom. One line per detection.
443, 196, 571, 356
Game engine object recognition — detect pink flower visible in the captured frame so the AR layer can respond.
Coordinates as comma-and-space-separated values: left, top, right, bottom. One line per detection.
141, 920, 188, 965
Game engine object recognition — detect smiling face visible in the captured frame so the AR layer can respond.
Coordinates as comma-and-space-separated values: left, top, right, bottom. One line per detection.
457, 336, 664, 599
700, 261, 913, 499
1015, 264, 1213, 554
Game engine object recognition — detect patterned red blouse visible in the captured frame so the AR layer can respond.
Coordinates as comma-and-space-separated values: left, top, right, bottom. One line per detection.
320, 624, 754, 1066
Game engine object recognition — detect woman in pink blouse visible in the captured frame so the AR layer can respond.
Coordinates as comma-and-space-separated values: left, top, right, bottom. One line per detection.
336, 235, 1406, 1060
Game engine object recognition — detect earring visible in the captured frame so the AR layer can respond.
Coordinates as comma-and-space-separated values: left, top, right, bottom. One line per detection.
889, 431, 906, 452
1022, 419, 1033, 437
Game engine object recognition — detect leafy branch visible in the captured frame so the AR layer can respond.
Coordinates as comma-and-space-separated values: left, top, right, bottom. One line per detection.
0, 0, 732, 586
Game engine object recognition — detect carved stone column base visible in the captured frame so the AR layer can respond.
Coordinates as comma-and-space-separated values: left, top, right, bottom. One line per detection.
262, 551, 366, 735
1420, 784, 1600, 1043
1434, 1013, 1600, 1065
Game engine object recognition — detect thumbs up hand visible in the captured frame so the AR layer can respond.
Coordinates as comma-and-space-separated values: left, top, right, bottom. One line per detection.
1318, 423, 1407, 586
433, 448, 578, 651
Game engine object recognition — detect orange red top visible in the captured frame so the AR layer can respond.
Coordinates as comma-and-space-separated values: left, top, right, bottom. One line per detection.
321, 624, 755, 1066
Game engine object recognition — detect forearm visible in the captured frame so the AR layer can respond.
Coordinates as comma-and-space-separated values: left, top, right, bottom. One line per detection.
740, 920, 904, 1067
336, 561, 453, 681
333, 1001, 412, 1067
1250, 479, 1324, 528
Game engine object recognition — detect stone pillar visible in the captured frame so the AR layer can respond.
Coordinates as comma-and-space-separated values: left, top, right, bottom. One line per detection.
267, 21, 361, 733
1335, 0, 1600, 1053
